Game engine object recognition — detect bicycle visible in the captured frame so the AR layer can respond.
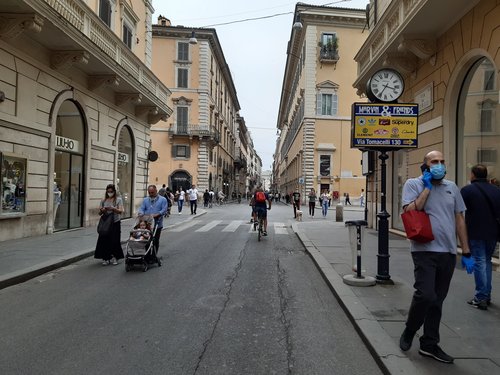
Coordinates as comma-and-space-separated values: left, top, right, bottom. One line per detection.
254, 208, 266, 241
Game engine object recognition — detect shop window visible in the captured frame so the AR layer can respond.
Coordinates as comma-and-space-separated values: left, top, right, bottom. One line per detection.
319, 155, 331, 176
123, 22, 133, 49
1, 153, 27, 215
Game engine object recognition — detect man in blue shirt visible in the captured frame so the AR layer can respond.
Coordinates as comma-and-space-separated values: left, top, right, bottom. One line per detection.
138, 185, 168, 252
399, 151, 470, 364
461, 164, 500, 310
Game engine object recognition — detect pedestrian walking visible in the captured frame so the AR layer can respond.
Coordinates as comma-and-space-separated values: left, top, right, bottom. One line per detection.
158, 184, 166, 197
94, 184, 124, 265
292, 188, 301, 218
360, 189, 365, 207
138, 185, 168, 253
460, 164, 500, 310
308, 188, 317, 217
209, 189, 214, 208
176, 187, 185, 214
321, 189, 329, 217
399, 151, 470, 364
187, 184, 199, 214
203, 189, 210, 208
345, 193, 351, 205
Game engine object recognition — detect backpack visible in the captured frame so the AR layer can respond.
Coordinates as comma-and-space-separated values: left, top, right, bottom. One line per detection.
255, 191, 266, 203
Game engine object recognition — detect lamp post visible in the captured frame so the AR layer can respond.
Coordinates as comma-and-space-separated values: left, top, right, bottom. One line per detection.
376, 151, 393, 284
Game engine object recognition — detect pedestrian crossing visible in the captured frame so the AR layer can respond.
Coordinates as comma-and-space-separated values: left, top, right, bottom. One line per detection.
168, 220, 290, 235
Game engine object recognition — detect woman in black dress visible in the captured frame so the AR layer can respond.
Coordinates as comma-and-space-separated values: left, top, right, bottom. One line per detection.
94, 184, 124, 265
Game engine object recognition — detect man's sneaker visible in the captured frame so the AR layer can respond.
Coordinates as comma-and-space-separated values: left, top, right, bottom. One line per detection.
419, 345, 454, 364
467, 298, 488, 310
111, 257, 118, 265
399, 328, 415, 351
263, 231, 268, 236
254, 222, 258, 231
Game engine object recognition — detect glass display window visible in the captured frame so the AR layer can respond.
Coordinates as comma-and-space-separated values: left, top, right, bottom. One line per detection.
1, 153, 27, 215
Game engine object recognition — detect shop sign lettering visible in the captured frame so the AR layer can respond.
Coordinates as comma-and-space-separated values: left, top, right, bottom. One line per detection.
55, 136, 80, 152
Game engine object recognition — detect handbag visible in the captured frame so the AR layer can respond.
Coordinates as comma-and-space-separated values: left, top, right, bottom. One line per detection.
401, 209, 434, 243
473, 183, 500, 241
97, 213, 114, 235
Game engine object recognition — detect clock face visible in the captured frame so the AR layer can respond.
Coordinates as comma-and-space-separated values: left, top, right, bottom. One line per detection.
367, 69, 404, 103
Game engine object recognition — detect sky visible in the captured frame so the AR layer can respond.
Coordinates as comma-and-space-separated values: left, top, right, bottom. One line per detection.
152, 0, 370, 170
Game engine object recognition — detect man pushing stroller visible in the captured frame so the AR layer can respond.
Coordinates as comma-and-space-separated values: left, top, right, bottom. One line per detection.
138, 185, 168, 259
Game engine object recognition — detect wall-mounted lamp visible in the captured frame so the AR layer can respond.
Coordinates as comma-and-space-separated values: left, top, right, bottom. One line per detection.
189, 31, 198, 45
292, 14, 303, 31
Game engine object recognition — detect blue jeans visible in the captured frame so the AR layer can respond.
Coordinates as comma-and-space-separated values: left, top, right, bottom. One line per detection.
177, 200, 183, 212
322, 201, 328, 216
470, 239, 497, 301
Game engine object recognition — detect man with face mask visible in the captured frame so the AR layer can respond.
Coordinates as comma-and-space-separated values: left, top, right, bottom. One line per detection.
399, 150, 470, 364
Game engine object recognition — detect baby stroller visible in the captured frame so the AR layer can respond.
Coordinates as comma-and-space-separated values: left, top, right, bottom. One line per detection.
125, 215, 162, 272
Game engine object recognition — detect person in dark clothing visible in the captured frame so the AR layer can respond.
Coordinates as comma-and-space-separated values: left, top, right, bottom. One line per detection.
345, 193, 351, 205
292, 188, 301, 218
460, 164, 500, 310
203, 189, 210, 207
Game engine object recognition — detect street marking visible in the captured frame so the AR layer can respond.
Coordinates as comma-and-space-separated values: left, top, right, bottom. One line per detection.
196, 220, 222, 232
274, 222, 288, 235
169, 221, 198, 232
222, 220, 244, 232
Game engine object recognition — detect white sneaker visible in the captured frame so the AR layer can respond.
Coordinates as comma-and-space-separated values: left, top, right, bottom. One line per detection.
111, 258, 118, 265
102, 260, 109, 266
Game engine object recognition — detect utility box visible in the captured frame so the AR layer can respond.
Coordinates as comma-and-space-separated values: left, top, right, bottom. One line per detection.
336, 204, 343, 222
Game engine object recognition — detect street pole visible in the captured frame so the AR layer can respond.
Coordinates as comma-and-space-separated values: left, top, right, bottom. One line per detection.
376, 151, 393, 284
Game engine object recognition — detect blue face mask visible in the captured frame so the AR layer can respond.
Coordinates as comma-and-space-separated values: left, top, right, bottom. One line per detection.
430, 164, 446, 180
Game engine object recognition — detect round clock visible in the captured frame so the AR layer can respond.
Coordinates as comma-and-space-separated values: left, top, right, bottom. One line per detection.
366, 68, 404, 103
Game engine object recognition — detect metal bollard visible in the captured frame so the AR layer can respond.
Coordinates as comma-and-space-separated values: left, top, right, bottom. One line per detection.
336, 204, 343, 222
343, 220, 375, 286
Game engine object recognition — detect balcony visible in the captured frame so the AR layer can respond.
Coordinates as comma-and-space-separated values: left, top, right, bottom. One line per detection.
319, 46, 339, 63
0, 0, 172, 123
168, 124, 220, 144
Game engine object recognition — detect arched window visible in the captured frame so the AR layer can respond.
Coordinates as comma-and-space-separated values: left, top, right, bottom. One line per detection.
457, 57, 499, 186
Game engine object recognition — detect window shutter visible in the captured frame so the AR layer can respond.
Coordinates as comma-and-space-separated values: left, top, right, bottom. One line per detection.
172, 145, 177, 157
186, 146, 191, 158
316, 92, 322, 115
332, 93, 338, 115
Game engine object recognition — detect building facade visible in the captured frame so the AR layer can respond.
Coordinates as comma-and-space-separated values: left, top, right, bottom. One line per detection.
0, 0, 171, 240
150, 19, 258, 197
274, 4, 367, 203
354, 0, 499, 249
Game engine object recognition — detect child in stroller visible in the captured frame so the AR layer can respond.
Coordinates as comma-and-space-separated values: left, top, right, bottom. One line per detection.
125, 215, 162, 272
129, 219, 151, 241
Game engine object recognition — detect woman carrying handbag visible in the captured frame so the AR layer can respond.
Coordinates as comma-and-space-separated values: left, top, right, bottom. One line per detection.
94, 184, 124, 265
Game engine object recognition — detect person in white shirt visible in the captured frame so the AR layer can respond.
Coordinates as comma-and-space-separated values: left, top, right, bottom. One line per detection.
176, 188, 185, 214
209, 189, 215, 208
187, 184, 199, 215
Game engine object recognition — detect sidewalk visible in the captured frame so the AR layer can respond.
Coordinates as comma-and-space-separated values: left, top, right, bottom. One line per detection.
1, 204, 499, 374
293, 207, 500, 375
0, 210, 206, 290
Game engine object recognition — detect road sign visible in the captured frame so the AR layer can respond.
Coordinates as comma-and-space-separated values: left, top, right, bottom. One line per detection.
351, 103, 418, 149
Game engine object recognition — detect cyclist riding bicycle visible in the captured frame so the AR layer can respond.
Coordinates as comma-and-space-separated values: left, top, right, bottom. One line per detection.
252, 185, 272, 236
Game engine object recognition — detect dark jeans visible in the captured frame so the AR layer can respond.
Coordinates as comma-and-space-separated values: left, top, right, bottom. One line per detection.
190, 199, 197, 214
405, 251, 455, 348
308, 202, 315, 216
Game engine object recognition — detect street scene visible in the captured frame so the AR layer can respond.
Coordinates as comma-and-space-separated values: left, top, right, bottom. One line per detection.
1, 0, 500, 374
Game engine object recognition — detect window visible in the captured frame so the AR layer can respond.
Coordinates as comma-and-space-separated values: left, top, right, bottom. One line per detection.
318, 93, 338, 116
484, 69, 495, 91
176, 107, 188, 133
123, 23, 133, 49
173, 145, 190, 158
457, 57, 499, 187
177, 68, 188, 88
477, 149, 497, 164
99, 0, 112, 27
178, 42, 189, 61
1, 153, 27, 214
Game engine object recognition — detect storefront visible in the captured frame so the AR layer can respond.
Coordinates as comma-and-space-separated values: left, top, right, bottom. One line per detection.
117, 125, 135, 218
53, 100, 86, 232
170, 170, 191, 192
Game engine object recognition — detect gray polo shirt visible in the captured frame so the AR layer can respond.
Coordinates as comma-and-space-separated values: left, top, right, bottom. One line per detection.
402, 177, 466, 254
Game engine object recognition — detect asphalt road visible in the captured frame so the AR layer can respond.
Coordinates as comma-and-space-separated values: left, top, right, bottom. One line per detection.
0, 203, 382, 375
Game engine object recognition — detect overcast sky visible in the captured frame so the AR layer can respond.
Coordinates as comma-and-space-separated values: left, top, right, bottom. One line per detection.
153, 0, 369, 170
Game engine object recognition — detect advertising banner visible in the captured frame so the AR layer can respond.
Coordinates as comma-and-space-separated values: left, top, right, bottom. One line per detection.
351, 103, 418, 149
